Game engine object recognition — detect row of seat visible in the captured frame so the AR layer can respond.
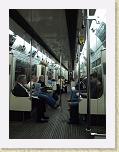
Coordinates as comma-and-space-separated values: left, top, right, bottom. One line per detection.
79, 95, 106, 115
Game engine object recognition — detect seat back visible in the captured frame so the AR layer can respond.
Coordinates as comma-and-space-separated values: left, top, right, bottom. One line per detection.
79, 95, 105, 115
10, 93, 32, 111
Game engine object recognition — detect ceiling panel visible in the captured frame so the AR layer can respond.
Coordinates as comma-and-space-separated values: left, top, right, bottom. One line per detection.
10, 9, 91, 69
17, 9, 70, 68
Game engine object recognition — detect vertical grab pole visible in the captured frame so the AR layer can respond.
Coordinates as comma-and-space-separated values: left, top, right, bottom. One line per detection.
29, 39, 32, 99
78, 44, 80, 99
59, 50, 62, 107
10, 53, 14, 92
29, 10, 32, 99
86, 9, 91, 132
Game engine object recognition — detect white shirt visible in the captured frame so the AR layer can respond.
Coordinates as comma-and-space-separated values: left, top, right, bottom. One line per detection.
27, 81, 34, 89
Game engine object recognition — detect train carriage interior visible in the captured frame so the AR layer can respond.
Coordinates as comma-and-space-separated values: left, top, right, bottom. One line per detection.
9, 9, 106, 139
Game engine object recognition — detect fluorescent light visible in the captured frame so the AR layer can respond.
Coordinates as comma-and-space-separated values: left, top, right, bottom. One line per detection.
9, 29, 14, 35
9, 30, 64, 69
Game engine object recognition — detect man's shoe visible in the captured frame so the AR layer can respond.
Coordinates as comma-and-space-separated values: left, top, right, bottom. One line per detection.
43, 116, 49, 119
54, 104, 60, 109
67, 99, 71, 102
36, 118, 48, 123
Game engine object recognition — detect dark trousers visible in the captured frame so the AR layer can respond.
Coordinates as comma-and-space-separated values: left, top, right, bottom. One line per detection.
56, 84, 60, 95
32, 97, 46, 121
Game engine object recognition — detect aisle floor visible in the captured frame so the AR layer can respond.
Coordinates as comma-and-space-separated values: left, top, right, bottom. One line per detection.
9, 94, 105, 139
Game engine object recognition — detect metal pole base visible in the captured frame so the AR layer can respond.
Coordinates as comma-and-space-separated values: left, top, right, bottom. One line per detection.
86, 128, 91, 132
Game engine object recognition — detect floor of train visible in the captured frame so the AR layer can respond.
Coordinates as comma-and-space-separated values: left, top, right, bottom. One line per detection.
9, 93, 106, 139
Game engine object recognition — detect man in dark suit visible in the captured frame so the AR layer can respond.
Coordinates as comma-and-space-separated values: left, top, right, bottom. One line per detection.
12, 75, 48, 123
12, 75, 29, 97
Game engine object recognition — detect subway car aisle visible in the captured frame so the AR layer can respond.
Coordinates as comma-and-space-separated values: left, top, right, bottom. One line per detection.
9, 9, 106, 139
9, 94, 105, 139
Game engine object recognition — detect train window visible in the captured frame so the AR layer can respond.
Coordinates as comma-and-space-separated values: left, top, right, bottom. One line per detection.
47, 68, 53, 79
92, 61, 96, 68
15, 60, 30, 83
41, 65, 46, 76
95, 22, 106, 42
96, 58, 101, 66
80, 78, 87, 92
32, 64, 37, 76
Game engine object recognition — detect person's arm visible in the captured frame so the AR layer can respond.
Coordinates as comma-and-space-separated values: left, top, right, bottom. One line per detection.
80, 92, 87, 98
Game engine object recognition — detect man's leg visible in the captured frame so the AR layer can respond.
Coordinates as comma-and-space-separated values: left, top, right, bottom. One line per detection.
32, 97, 48, 123
39, 93, 57, 108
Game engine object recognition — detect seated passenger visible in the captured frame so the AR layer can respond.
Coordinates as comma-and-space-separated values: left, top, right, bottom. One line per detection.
68, 72, 103, 101
80, 72, 103, 99
12, 75, 29, 97
89, 72, 103, 98
67, 79, 79, 103
38, 75, 46, 87
38, 75, 52, 92
70, 87, 79, 102
27, 75, 38, 90
32, 81, 59, 109
12, 75, 48, 123
38, 75, 59, 100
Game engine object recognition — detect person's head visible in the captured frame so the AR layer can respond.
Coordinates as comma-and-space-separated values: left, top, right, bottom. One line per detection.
39, 75, 44, 82
61, 76, 64, 79
91, 72, 98, 80
72, 87, 76, 91
31, 75, 38, 82
17, 75, 27, 85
